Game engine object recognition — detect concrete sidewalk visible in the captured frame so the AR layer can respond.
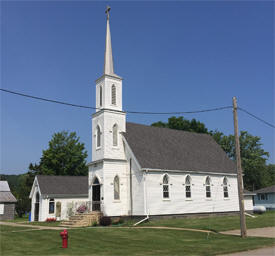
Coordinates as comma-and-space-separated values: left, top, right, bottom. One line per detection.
220, 246, 275, 256
221, 227, 275, 238
0, 221, 65, 230
220, 227, 275, 256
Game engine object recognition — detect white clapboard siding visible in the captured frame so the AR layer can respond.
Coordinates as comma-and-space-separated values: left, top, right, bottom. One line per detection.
145, 172, 239, 215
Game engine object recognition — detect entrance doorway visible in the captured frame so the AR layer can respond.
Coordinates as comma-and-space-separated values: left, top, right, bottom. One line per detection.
92, 177, 101, 211
56, 202, 61, 220
34, 192, 40, 221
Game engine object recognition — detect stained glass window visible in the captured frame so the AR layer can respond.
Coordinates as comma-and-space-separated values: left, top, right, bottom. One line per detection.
163, 174, 169, 199
185, 175, 191, 198
114, 176, 120, 200
206, 176, 211, 198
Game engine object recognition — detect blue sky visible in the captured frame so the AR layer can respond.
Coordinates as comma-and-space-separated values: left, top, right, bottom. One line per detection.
1, 1, 274, 175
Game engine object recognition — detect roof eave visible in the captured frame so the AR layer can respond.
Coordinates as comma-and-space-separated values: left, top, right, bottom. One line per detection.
41, 194, 88, 199
141, 168, 237, 176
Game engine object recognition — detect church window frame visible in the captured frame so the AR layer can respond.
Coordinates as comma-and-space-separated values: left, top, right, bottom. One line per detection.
111, 84, 116, 105
114, 175, 120, 200
112, 124, 118, 147
185, 175, 191, 199
36, 192, 40, 203
49, 198, 55, 214
99, 86, 103, 107
162, 174, 170, 199
96, 125, 101, 148
205, 176, 211, 198
223, 177, 229, 198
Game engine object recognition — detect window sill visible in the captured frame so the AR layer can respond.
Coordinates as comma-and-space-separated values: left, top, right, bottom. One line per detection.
96, 147, 101, 151
205, 198, 212, 201
185, 198, 192, 201
113, 200, 121, 203
224, 198, 230, 200
163, 199, 171, 201
112, 147, 119, 150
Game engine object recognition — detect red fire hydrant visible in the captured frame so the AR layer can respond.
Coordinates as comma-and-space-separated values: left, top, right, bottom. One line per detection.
60, 229, 68, 248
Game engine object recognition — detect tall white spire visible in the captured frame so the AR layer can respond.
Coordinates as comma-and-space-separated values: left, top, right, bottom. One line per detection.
104, 6, 115, 76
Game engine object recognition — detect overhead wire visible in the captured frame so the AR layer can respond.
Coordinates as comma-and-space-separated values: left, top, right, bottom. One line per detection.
1, 88, 274, 128
0, 88, 232, 115
238, 107, 275, 129
0, 88, 96, 110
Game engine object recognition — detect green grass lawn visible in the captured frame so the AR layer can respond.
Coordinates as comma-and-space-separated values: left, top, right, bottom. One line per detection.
5, 211, 275, 232
0, 225, 34, 232
0, 225, 274, 256
3, 216, 61, 226
138, 211, 275, 232
2, 216, 29, 223
25, 221, 62, 227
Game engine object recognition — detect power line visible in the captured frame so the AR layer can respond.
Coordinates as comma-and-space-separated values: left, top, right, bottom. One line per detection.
0, 88, 96, 110
127, 106, 232, 115
1, 88, 274, 128
238, 107, 275, 129
0, 88, 232, 115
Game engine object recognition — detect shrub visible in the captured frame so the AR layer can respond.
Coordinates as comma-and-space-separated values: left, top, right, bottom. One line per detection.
91, 221, 98, 227
112, 217, 124, 225
46, 217, 56, 222
100, 216, 111, 226
118, 218, 124, 224
77, 204, 87, 214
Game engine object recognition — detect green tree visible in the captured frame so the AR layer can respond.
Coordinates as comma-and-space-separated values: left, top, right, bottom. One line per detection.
211, 130, 269, 190
15, 174, 32, 217
152, 116, 208, 134
264, 164, 275, 187
16, 131, 88, 217
30, 131, 88, 176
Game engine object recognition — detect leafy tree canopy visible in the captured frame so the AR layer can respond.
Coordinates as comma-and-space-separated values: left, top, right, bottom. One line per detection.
29, 131, 88, 176
211, 130, 270, 190
152, 116, 208, 134
12, 131, 88, 217
151, 116, 272, 190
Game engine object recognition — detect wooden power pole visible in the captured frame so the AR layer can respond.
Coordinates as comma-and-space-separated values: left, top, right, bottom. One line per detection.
233, 97, 247, 238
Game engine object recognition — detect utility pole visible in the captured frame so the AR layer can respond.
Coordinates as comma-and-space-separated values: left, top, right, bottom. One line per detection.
233, 97, 247, 238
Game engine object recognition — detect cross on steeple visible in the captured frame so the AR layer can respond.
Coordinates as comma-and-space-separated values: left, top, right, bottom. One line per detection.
105, 6, 111, 20
104, 5, 114, 76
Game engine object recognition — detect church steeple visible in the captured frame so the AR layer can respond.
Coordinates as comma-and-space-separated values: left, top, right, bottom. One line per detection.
104, 6, 115, 76
95, 6, 123, 112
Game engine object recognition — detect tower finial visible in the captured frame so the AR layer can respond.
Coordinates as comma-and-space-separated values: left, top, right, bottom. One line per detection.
104, 5, 114, 75
105, 5, 111, 20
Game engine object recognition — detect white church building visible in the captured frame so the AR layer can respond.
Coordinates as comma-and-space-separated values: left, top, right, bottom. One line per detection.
87, 8, 247, 218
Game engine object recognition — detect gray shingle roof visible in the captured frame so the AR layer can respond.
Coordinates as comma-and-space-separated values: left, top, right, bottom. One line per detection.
123, 122, 237, 174
244, 189, 256, 196
0, 192, 17, 203
254, 185, 275, 194
0, 181, 11, 192
0, 181, 17, 202
37, 175, 88, 196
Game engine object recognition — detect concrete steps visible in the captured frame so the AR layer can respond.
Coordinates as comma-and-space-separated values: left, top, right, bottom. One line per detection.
60, 212, 102, 227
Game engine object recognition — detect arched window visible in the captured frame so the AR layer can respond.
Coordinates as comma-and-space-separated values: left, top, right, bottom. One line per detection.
113, 124, 118, 146
111, 84, 116, 105
93, 177, 100, 185
223, 177, 229, 198
96, 125, 101, 148
185, 175, 191, 198
36, 192, 40, 203
99, 86, 102, 107
49, 198, 55, 214
205, 176, 211, 198
114, 175, 120, 200
163, 174, 169, 199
